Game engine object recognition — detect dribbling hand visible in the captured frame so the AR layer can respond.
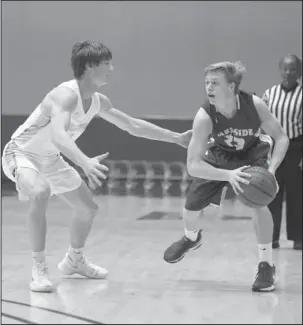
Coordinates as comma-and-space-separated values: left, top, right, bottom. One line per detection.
227, 165, 251, 195
82, 152, 109, 190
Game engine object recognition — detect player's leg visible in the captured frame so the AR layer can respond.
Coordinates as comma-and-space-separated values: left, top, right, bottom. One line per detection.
163, 146, 230, 263
163, 178, 226, 263
57, 181, 108, 279
18, 167, 54, 292
14, 168, 53, 292
247, 206, 278, 292
17, 168, 51, 253
2, 143, 53, 292
246, 135, 277, 291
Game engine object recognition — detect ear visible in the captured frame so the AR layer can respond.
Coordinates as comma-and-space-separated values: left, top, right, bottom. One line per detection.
85, 64, 93, 76
229, 82, 235, 92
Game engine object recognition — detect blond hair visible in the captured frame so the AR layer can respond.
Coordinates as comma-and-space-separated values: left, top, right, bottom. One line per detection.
205, 61, 246, 93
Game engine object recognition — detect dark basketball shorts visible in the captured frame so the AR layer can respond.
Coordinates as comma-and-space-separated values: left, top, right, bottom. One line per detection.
185, 135, 273, 211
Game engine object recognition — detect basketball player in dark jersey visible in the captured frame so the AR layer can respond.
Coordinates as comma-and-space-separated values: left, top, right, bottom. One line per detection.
163, 61, 289, 292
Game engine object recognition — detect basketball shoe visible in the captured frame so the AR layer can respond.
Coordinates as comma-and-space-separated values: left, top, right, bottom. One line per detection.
252, 261, 278, 292
58, 253, 108, 279
30, 262, 53, 292
164, 229, 203, 263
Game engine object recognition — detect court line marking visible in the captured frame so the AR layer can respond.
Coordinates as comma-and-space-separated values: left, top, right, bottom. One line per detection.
2, 299, 105, 324
2, 312, 38, 324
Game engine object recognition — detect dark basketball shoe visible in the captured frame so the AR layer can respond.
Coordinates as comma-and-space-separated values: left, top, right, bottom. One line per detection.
163, 229, 203, 263
252, 262, 278, 292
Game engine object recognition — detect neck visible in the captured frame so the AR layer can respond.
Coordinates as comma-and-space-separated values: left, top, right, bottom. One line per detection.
216, 94, 238, 114
281, 81, 298, 92
76, 78, 97, 99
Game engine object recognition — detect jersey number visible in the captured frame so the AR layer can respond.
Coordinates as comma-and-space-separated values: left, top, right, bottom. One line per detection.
224, 135, 245, 150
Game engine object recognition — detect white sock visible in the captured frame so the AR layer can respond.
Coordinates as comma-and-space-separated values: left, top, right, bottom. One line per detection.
258, 243, 273, 266
32, 251, 45, 264
184, 228, 199, 242
68, 246, 84, 261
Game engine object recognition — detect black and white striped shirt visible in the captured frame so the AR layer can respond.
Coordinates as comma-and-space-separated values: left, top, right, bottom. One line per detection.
262, 83, 302, 139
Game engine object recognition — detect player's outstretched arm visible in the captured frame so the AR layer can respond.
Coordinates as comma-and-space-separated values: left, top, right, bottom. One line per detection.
253, 95, 289, 175
97, 94, 192, 148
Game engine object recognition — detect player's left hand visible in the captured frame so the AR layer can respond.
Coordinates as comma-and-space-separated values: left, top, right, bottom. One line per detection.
178, 129, 192, 148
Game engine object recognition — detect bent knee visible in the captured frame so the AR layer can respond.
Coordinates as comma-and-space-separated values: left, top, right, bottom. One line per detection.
29, 185, 51, 201
88, 200, 99, 217
17, 168, 51, 201
75, 200, 99, 219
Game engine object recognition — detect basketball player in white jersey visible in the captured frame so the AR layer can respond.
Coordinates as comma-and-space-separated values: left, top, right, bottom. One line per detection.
2, 40, 192, 292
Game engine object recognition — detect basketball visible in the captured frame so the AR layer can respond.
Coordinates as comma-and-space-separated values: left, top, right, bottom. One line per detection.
237, 166, 278, 208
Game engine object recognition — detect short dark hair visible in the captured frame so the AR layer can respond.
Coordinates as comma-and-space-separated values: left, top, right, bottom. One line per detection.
71, 41, 112, 79
204, 61, 246, 94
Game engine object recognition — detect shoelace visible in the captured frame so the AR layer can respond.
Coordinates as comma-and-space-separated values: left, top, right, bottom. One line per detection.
70, 255, 98, 271
81, 257, 101, 275
255, 265, 272, 281
34, 265, 49, 282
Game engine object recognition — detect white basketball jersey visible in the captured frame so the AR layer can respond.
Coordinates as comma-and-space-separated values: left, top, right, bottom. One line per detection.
11, 80, 101, 156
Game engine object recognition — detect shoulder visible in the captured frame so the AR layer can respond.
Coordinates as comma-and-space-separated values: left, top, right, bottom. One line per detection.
192, 107, 213, 131
42, 86, 78, 113
252, 94, 265, 107
97, 92, 109, 102
264, 85, 280, 95
238, 89, 256, 100
251, 94, 272, 120
97, 92, 113, 111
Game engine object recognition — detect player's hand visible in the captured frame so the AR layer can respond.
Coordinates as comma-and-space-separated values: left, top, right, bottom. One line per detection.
82, 152, 109, 190
227, 165, 251, 195
178, 130, 193, 148
299, 157, 302, 171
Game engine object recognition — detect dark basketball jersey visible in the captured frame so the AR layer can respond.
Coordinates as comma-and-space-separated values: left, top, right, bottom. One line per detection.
202, 91, 261, 152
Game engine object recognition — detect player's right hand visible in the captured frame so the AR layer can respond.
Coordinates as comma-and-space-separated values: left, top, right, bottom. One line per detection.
227, 165, 251, 195
82, 152, 109, 190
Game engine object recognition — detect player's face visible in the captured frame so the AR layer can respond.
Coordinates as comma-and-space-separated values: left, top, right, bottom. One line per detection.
280, 58, 300, 89
90, 60, 114, 87
205, 71, 235, 104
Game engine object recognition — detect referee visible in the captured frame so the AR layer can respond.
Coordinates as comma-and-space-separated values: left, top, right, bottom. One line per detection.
262, 54, 302, 250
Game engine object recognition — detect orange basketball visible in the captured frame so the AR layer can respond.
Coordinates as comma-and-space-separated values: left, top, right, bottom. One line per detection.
237, 166, 278, 208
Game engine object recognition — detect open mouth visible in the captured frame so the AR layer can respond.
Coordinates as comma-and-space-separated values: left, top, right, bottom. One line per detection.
208, 94, 215, 98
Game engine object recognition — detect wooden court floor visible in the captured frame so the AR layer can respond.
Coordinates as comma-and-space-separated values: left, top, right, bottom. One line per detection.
1, 190, 302, 324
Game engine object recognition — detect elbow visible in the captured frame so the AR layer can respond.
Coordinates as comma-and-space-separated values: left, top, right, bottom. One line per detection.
274, 133, 289, 149
187, 161, 196, 177
284, 135, 290, 148
127, 122, 141, 137
279, 133, 289, 146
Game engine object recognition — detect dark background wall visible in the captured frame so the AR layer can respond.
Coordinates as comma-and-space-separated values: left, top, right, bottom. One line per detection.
1, 1, 302, 179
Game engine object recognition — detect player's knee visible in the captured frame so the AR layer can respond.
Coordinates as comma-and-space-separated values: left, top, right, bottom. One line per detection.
88, 200, 99, 218
28, 183, 51, 202
77, 200, 99, 220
